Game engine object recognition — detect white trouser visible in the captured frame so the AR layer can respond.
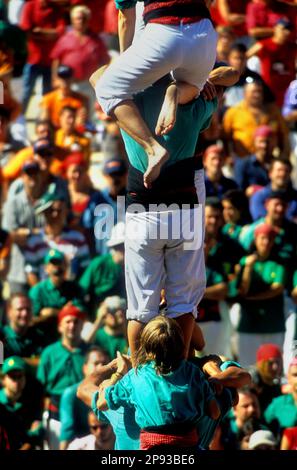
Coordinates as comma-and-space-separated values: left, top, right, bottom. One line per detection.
236, 332, 285, 367
96, 19, 217, 114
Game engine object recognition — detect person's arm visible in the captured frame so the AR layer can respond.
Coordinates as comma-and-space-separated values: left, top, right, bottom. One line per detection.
217, 0, 246, 25
204, 282, 228, 301
248, 26, 274, 39
246, 42, 263, 59
245, 283, 284, 301
238, 254, 258, 296
208, 366, 251, 389
118, 8, 136, 53
208, 66, 240, 87
83, 303, 108, 343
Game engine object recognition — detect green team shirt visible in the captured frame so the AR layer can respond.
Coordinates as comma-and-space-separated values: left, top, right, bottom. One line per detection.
37, 341, 88, 398
222, 223, 242, 242
0, 324, 45, 359
94, 328, 128, 360
105, 360, 215, 429
237, 257, 285, 333
264, 394, 297, 431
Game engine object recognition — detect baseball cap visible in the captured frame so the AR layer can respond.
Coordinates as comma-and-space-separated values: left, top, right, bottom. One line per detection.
58, 303, 86, 324
103, 158, 127, 176
254, 125, 274, 138
2, 356, 26, 375
275, 18, 293, 30
254, 224, 278, 239
35, 191, 66, 215
106, 222, 125, 248
105, 296, 127, 312
33, 138, 54, 157
256, 344, 282, 363
248, 430, 277, 450
22, 160, 40, 174
57, 65, 73, 79
44, 249, 65, 265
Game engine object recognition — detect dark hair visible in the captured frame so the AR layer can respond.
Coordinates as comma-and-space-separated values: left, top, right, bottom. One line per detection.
0, 107, 11, 121
59, 106, 76, 116
84, 346, 110, 364
6, 293, 30, 310
229, 43, 247, 55
205, 197, 223, 212
134, 316, 185, 375
222, 189, 251, 224
269, 158, 292, 172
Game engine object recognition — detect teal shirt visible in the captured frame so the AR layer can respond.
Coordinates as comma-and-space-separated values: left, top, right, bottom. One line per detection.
264, 394, 297, 431
115, 0, 138, 8
121, 80, 218, 174
105, 360, 215, 429
59, 382, 90, 442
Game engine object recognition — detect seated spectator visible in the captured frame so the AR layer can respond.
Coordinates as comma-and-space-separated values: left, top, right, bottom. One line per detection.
79, 223, 126, 321
248, 343, 283, 414
224, 43, 274, 108
216, 25, 236, 62
246, 0, 296, 40
248, 429, 278, 450
213, 0, 248, 39
204, 145, 238, 199
236, 224, 286, 366
0, 293, 45, 362
24, 191, 90, 286
59, 346, 109, 450
222, 190, 251, 241
0, 107, 25, 187
29, 249, 85, 344
84, 296, 128, 360
70, 0, 109, 35
37, 303, 88, 449
82, 158, 127, 255
234, 126, 275, 197
264, 357, 297, 436
223, 80, 290, 158
40, 65, 89, 129
67, 411, 115, 450
249, 159, 297, 222
2, 160, 45, 294
282, 79, 297, 158
280, 426, 297, 450
247, 19, 297, 107
0, 228, 10, 282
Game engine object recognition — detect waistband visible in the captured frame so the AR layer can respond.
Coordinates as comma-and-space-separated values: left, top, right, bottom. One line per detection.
140, 426, 198, 450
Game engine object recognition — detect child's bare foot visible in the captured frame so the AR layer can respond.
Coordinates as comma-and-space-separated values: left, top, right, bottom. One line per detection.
143, 147, 169, 189
155, 84, 178, 136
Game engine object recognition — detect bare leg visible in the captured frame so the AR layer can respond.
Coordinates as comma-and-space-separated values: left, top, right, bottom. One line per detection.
111, 100, 169, 189
127, 319, 145, 366
175, 313, 195, 359
190, 322, 206, 352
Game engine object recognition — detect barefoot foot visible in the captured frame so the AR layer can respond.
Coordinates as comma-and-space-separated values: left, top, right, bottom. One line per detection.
155, 84, 178, 136
143, 148, 169, 189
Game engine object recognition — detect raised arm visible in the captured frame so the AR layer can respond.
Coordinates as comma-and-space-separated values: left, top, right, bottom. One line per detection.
118, 8, 136, 53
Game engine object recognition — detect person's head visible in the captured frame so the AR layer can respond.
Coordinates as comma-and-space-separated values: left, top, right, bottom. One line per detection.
35, 119, 53, 141
287, 357, 297, 396
63, 152, 87, 185
21, 160, 42, 197
59, 106, 76, 134
82, 346, 109, 377
248, 430, 277, 450
216, 26, 235, 59
222, 190, 249, 224
228, 43, 247, 75
254, 224, 277, 257
102, 296, 127, 332
103, 158, 127, 196
33, 138, 55, 172
87, 412, 115, 450
107, 222, 125, 265
44, 249, 67, 286
268, 159, 292, 190
36, 192, 68, 230
273, 18, 293, 44
135, 316, 185, 374
57, 303, 86, 344
254, 126, 276, 161
7, 294, 32, 334
1, 357, 26, 401
205, 198, 224, 239
234, 388, 261, 429
54, 65, 73, 92
70, 5, 91, 33
0, 107, 11, 142
203, 145, 224, 178
264, 191, 289, 225
256, 343, 283, 385
244, 81, 264, 107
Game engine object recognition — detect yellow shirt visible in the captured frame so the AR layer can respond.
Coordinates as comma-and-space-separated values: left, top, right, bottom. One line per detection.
40, 90, 88, 128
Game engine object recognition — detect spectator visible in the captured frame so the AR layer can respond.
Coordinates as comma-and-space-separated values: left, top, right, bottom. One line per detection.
246, 0, 296, 40
282, 79, 297, 159
0, 228, 10, 282
29, 249, 85, 344
236, 224, 286, 366
248, 429, 278, 450
247, 18, 297, 107
249, 159, 297, 222
84, 296, 128, 360
216, 25, 236, 62
67, 411, 115, 450
204, 145, 238, 199
70, 0, 109, 35
221, 189, 251, 241
79, 222, 126, 321
24, 191, 90, 286
2, 160, 45, 294
215, 0, 249, 39
40, 65, 89, 129
248, 343, 283, 413
59, 346, 109, 450
234, 125, 275, 197
223, 80, 290, 158
19, 0, 66, 113
0, 293, 45, 361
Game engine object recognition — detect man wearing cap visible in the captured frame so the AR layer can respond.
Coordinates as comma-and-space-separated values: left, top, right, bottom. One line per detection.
234, 126, 275, 197
82, 157, 127, 256
29, 249, 85, 345
247, 18, 297, 107
249, 158, 297, 222
40, 65, 89, 129
1, 159, 45, 294
79, 223, 126, 321
248, 429, 278, 450
24, 191, 90, 286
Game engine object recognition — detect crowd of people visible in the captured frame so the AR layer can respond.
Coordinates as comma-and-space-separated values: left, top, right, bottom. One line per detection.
0, 0, 297, 452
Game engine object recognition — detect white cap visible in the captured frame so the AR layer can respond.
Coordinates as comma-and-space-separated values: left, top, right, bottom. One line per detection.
105, 296, 126, 311
106, 222, 125, 248
248, 430, 277, 450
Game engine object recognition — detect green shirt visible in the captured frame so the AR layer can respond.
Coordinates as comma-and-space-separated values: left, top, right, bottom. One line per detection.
94, 328, 128, 360
237, 257, 285, 333
59, 382, 89, 442
37, 341, 88, 398
105, 360, 215, 429
264, 394, 297, 431
222, 223, 242, 241
0, 324, 45, 359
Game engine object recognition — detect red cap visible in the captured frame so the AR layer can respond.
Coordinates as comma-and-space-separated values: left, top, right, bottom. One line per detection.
256, 344, 282, 363
254, 125, 274, 138
254, 223, 277, 239
58, 303, 86, 324
203, 145, 224, 159
62, 152, 85, 170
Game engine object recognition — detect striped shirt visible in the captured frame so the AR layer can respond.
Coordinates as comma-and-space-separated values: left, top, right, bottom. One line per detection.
24, 228, 90, 281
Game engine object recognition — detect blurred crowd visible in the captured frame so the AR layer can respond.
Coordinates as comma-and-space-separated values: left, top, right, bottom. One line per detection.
0, 0, 297, 451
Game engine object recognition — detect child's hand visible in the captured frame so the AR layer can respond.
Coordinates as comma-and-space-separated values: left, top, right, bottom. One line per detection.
116, 351, 130, 375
